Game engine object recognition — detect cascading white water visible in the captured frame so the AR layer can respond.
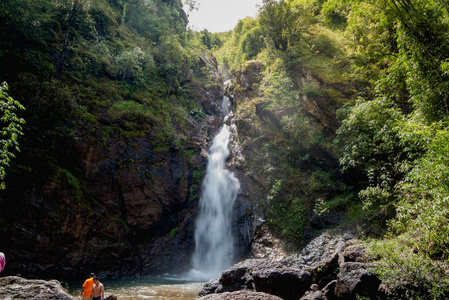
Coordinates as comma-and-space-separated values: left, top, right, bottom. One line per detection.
222, 95, 230, 116
189, 96, 240, 280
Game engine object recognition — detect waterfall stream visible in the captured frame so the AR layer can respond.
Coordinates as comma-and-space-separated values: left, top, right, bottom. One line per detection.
189, 96, 240, 280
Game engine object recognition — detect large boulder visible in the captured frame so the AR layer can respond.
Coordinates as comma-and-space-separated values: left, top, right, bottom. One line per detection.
198, 290, 283, 300
0, 276, 74, 300
341, 244, 373, 263
199, 279, 221, 297
250, 261, 312, 300
335, 262, 381, 299
199, 259, 312, 300
300, 284, 326, 300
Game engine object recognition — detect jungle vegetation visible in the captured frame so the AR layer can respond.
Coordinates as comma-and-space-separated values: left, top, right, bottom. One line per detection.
208, 0, 449, 298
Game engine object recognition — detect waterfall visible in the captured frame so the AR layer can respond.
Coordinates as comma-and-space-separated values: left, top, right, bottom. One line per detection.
222, 95, 230, 116
189, 96, 240, 280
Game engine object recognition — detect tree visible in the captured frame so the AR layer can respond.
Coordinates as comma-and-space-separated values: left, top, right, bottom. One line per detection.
183, 0, 200, 18
383, 0, 449, 121
259, 0, 298, 51
201, 29, 212, 49
0, 82, 25, 189
54, 0, 94, 78
335, 96, 410, 210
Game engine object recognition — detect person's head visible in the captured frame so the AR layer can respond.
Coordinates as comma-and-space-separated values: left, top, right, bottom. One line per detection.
90, 272, 95, 278
93, 276, 100, 283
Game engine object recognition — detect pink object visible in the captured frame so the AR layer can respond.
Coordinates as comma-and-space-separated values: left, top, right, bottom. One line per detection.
0, 252, 5, 272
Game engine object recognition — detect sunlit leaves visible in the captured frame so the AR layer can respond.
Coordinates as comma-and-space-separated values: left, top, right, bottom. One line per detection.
370, 238, 449, 299
0, 82, 25, 189
335, 95, 422, 212
389, 122, 449, 258
337, 97, 404, 173
387, 0, 449, 121
259, 0, 299, 51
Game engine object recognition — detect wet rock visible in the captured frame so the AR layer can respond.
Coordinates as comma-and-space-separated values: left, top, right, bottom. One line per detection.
215, 259, 261, 293
199, 259, 312, 300
197, 290, 283, 300
322, 280, 337, 300
199, 279, 221, 296
300, 281, 338, 300
199, 231, 386, 300
284, 232, 346, 269
300, 290, 326, 300
232, 198, 254, 259
305, 248, 340, 288
0, 276, 74, 300
251, 261, 312, 300
342, 244, 373, 263
298, 69, 341, 134
251, 226, 286, 261
335, 262, 381, 299
343, 233, 354, 240
227, 61, 264, 101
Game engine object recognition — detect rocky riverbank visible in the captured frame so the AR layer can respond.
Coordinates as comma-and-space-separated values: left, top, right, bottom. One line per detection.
0, 232, 385, 300
0, 276, 119, 300
0, 276, 74, 300
197, 231, 383, 300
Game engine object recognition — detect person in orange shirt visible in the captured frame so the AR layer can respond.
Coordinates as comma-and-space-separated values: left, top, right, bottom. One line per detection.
80, 272, 95, 300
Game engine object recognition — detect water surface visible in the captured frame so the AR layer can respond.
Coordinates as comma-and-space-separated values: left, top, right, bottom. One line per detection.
66, 276, 205, 300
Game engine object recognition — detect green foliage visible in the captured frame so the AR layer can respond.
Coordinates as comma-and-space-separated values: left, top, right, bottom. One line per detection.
0, 82, 25, 189
169, 226, 180, 238
302, 82, 324, 98
332, 0, 449, 294
320, 0, 350, 29
345, 2, 395, 78
323, 192, 356, 212
309, 34, 337, 58
188, 167, 203, 202
388, 121, 449, 259
267, 180, 307, 247
114, 47, 155, 82
335, 96, 412, 210
259, 0, 300, 51
213, 17, 263, 73
370, 239, 449, 299
199, 29, 223, 50
239, 26, 265, 60
53, 166, 83, 202
377, 0, 449, 122
108, 100, 152, 131
264, 59, 299, 106
189, 108, 206, 121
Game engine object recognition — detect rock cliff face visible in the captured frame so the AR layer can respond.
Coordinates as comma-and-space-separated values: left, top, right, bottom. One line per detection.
0, 53, 240, 280
225, 59, 345, 248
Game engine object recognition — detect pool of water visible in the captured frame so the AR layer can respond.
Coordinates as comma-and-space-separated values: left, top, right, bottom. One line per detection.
65, 275, 206, 300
